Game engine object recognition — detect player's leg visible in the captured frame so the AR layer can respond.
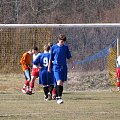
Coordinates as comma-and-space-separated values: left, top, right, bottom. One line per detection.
56, 80, 64, 104
116, 79, 120, 91
29, 76, 36, 93
52, 86, 56, 100
53, 65, 64, 104
40, 70, 49, 101
51, 71, 57, 100
29, 68, 39, 93
46, 84, 54, 100
43, 85, 49, 101
21, 68, 31, 94
55, 65, 67, 104
21, 72, 28, 93
116, 68, 120, 91
24, 69, 31, 93
47, 72, 54, 100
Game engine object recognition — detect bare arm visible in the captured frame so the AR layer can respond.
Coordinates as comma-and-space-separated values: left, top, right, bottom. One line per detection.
48, 60, 52, 72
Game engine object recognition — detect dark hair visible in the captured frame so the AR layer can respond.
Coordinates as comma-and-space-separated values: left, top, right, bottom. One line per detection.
58, 34, 66, 41
32, 46, 38, 51
44, 45, 50, 51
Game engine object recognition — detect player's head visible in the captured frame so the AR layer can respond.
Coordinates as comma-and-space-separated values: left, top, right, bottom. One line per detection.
58, 34, 66, 41
58, 34, 66, 45
32, 46, 39, 54
28, 48, 33, 55
48, 42, 53, 47
44, 45, 50, 52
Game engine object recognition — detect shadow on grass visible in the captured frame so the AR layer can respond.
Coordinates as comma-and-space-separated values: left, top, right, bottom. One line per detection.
63, 92, 73, 94
70, 97, 100, 101
0, 92, 12, 94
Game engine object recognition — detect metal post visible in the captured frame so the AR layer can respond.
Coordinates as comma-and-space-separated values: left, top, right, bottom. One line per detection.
117, 38, 120, 57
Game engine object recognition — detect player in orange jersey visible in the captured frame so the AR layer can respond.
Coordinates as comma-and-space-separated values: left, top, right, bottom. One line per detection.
20, 48, 33, 94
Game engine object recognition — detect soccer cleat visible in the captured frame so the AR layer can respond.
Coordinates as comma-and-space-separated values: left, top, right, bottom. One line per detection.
26, 90, 32, 95
44, 95, 48, 101
48, 92, 52, 100
21, 88, 26, 94
111, 87, 120, 92
56, 97, 63, 104
31, 91, 35, 94
28, 90, 35, 94
44, 98, 48, 101
52, 94, 56, 100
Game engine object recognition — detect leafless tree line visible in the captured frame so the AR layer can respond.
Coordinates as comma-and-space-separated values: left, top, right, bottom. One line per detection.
0, 0, 120, 24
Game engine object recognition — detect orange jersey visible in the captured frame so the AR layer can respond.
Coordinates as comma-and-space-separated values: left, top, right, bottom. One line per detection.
20, 52, 31, 71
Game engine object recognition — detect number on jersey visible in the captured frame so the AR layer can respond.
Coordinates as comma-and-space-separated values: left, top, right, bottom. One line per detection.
43, 57, 49, 67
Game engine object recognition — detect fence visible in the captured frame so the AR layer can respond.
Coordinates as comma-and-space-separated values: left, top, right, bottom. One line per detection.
0, 24, 119, 84
0, 26, 53, 73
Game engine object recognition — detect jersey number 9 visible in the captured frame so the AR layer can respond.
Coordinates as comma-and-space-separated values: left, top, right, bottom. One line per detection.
43, 57, 49, 67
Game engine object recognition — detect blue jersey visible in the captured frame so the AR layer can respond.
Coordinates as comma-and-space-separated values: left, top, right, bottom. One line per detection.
33, 52, 50, 71
50, 44, 72, 65
33, 52, 54, 85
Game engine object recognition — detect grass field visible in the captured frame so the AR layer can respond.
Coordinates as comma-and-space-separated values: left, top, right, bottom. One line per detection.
0, 74, 120, 120
1, 91, 120, 120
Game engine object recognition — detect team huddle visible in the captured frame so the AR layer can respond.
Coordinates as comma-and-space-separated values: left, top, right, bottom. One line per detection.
20, 34, 72, 104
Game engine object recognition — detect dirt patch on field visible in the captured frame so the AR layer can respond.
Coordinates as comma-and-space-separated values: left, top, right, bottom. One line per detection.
64, 71, 112, 91
0, 71, 114, 92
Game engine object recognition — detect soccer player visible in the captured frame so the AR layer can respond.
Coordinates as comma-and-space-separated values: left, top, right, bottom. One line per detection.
48, 42, 53, 51
48, 42, 57, 100
29, 46, 41, 94
20, 48, 33, 94
116, 55, 120, 91
33, 45, 54, 101
48, 34, 72, 104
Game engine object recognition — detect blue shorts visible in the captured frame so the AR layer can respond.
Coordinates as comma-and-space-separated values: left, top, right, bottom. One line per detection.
39, 70, 54, 86
53, 65, 67, 82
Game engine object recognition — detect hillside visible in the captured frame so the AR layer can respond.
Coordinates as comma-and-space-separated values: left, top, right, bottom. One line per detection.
0, 0, 120, 24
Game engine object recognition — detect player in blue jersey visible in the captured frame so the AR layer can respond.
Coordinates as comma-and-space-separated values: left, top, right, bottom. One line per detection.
48, 34, 72, 104
48, 42, 57, 100
33, 45, 54, 101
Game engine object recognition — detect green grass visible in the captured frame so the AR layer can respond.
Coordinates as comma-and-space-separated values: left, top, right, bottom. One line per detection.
0, 74, 120, 120
0, 91, 120, 120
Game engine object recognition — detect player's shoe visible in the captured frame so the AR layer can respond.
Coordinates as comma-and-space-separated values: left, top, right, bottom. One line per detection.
31, 91, 35, 94
48, 92, 52, 100
26, 90, 32, 95
111, 88, 119, 92
56, 97, 63, 104
21, 88, 26, 94
52, 94, 56, 100
44, 95, 48, 101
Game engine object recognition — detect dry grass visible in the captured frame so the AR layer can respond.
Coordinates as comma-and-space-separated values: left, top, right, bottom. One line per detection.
65, 71, 111, 91
0, 73, 120, 120
1, 91, 120, 120
0, 74, 41, 92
